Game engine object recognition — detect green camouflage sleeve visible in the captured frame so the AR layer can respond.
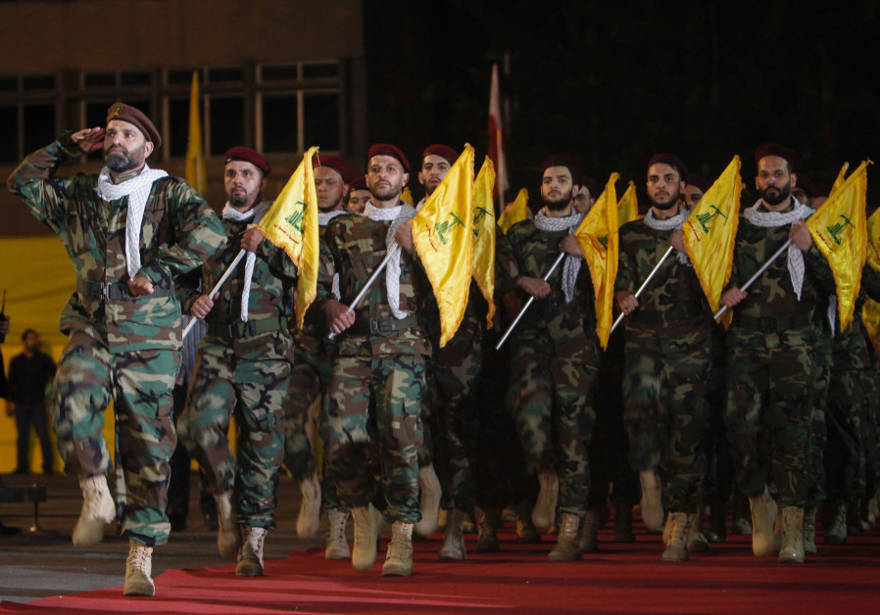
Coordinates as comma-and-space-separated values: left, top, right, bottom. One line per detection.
495, 229, 520, 296
256, 237, 299, 283
139, 179, 227, 285
6, 132, 84, 233
615, 228, 635, 294
804, 243, 835, 295
316, 226, 339, 305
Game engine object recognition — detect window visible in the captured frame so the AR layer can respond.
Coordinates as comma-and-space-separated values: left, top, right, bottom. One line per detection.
304, 92, 340, 151
208, 97, 244, 156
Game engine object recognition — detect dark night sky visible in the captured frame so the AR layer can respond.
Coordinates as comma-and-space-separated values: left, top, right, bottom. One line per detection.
365, 0, 880, 204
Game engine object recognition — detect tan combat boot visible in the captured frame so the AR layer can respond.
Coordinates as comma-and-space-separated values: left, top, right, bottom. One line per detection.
749, 486, 779, 557
215, 492, 239, 559
123, 539, 155, 596
662, 512, 693, 562
351, 503, 383, 571
438, 508, 467, 561
639, 469, 664, 532
803, 506, 817, 554
475, 506, 501, 553
778, 506, 805, 563
72, 474, 116, 547
687, 506, 709, 553
531, 470, 559, 530
325, 508, 351, 560
548, 512, 582, 561
414, 464, 442, 537
236, 526, 268, 576
296, 472, 322, 538
578, 508, 601, 553
382, 520, 414, 576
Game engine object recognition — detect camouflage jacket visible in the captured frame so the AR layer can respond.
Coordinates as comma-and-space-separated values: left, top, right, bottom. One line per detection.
496, 219, 596, 342
291, 218, 340, 354
616, 218, 712, 332
7, 133, 226, 353
177, 211, 298, 348
318, 211, 433, 357
726, 212, 834, 330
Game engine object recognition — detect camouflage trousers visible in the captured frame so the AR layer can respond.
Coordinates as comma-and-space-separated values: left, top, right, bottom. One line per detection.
725, 326, 816, 507
825, 365, 873, 504
805, 330, 832, 508
178, 331, 289, 529
325, 353, 426, 522
622, 325, 713, 513
50, 330, 178, 546
430, 315, 483, 511
282, 344, 323, 482
506, 329, 599, 518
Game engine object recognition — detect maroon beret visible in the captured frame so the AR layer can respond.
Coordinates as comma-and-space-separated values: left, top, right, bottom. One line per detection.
541, 153, 585, 187
685, 171, 711, 192
313, 154, 354, 184
421, 144, 459, 166
582, 176, 600, 198
754, 143, 800, 171
795, 173, 818, 197
225, 146, 271, 175
368, 143, 410, 173
106, 102, 161, 149
647, 153, 689, 180
350, 175, 367, 191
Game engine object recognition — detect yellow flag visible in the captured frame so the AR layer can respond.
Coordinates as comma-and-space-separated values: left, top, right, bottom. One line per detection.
617, 181, 639, 227
258, 146, 321, 330
401, 186, 414, 206
498, 188, 528, 234
412, 144, 475, 347
829, 162, 849, 196
867, 205, 880, 271
574, 173, 619, 349
681, 156, 743, 314
185, 71, 206, 195
807, 160, 871, 331
472, 156, 496, 328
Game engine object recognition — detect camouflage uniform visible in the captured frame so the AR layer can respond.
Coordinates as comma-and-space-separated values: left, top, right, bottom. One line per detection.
7, 133, 225, 545
495, 219, 600, 518
615, 218, 714, 513
177, 206, 297, 529
319, 210, 432, 522
426, 287, 485, 511
724, 208, 834, 507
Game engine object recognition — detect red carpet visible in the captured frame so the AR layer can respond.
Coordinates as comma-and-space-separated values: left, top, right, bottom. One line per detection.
2, 526, 878, 614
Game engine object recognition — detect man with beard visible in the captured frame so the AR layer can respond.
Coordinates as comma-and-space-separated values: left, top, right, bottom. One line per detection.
177, 146, 298, 577
346, 175, 371, 214
282, 154, 353, 558
6, 102, 225, 595
416, 144, 486, 558
720, 144, 834, 563
614, 153, 715, 562
320, 144, 432, 576
496, 154, 600, 561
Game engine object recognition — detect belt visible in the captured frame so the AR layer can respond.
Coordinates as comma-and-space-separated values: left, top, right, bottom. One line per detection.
629, 303, 704, 326
80, 279, 173, 301
349, 314, 420, 337
734, 313, 812, 333
206, 316, 287, 339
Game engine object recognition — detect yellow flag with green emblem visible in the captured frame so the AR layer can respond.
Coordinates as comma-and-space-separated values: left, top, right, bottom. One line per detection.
412, 144, 475, 347
617, 181, 639, 227
681, 156, 743, 314
573, 172, 619, 350
185, 71, 206, 195
807, 159, 871, 331
257, 145, 320, 330
498, 188, 528, 234
472, 156, 496, 328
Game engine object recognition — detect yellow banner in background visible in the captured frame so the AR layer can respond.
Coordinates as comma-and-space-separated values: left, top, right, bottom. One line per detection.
617, 181, 639, 227
498, 188, 528, 234
472, 156, 496, 328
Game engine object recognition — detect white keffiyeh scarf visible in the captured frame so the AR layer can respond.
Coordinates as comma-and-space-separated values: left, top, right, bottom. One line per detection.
364, 202, 416, 319
533, 208, 583, 303
95, 164, 168, 280
222, 200, 270, 321
742, 198, 813, 300
644, 207, 691, 264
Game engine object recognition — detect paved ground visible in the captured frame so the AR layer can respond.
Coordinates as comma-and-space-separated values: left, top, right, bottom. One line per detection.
0, 471, 323, 603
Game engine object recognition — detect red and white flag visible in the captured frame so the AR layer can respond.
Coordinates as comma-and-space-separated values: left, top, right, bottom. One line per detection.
488, 64, 509, 209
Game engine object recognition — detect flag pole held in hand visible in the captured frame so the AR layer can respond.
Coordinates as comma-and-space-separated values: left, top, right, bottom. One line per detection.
327, 246, 399, 340
713, 238, 792, 320
495, 251, 566, 350
609, 245, 674, 335
182, 248, 247, 339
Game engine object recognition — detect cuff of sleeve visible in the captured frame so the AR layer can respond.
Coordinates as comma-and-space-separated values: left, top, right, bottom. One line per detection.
58, 131, 85, 158
138, 261, 170, 288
